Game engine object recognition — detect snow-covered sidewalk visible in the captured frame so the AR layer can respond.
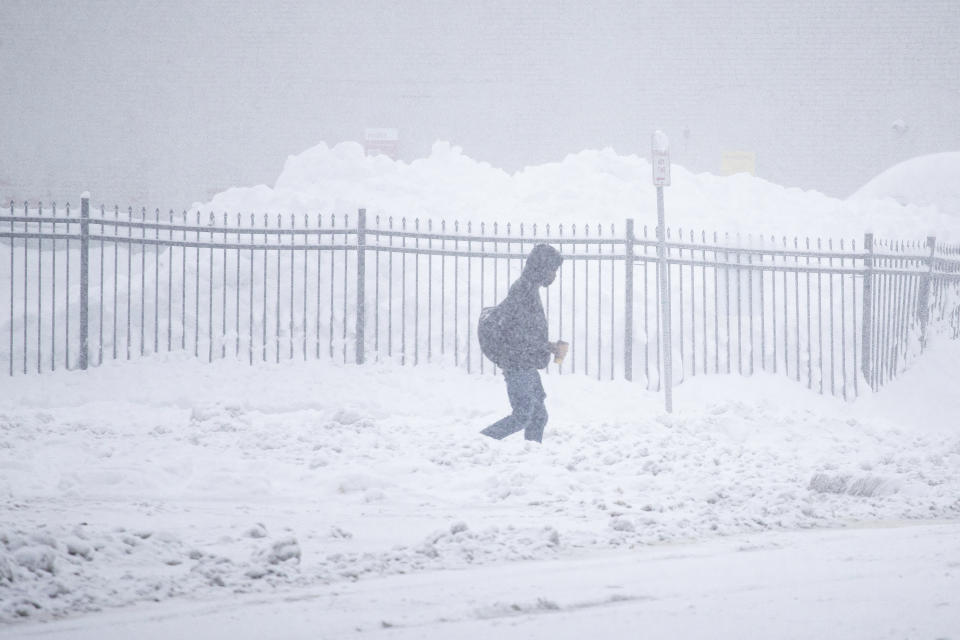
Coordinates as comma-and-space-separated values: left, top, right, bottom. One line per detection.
2, 349, 960, 625
9, 522, 960, 639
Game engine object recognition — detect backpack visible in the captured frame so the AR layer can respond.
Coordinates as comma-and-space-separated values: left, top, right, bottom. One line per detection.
477, 305, 506, 366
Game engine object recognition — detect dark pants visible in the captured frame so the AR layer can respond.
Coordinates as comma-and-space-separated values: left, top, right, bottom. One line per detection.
481, 368, 548, 443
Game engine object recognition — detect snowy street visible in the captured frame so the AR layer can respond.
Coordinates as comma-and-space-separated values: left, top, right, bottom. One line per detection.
10, 521, 960, 639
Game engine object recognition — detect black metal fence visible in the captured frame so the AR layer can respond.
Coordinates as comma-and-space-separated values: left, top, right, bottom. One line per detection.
3, 197, 959, 401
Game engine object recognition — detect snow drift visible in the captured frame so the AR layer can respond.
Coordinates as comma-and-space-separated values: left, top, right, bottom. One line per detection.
195, 141, 960, 241
850, 152, 960, 218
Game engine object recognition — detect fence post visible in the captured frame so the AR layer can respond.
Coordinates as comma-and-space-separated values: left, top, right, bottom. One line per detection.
79, 193, 90, 370
656, 188, 673, 412
860, 232, 874, 387
919, 235, 936, 349
355, 208, 366, 364
7, 201, 11, 377
624, 219, 635, 381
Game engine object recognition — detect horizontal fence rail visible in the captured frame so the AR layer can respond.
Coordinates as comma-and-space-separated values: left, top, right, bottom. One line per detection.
3, 197, 959, 402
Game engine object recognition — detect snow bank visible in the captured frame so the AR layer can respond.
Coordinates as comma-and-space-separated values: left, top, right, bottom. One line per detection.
850, 152, 960, 219
2, 352, 959, 621
194, 141, 960, 241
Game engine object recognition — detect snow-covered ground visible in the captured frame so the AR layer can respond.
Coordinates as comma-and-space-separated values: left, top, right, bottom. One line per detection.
3, 146, 960, 637
2, 338, 960, 631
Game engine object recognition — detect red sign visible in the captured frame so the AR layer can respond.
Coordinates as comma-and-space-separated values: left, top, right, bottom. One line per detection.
364, 128, 399, 159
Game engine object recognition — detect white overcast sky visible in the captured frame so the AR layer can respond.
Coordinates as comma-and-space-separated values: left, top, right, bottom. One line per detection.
1, 0, 958, 207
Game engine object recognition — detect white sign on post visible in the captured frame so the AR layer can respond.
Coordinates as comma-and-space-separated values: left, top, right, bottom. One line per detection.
651, 130, 671, 187
651, 130, 672, 413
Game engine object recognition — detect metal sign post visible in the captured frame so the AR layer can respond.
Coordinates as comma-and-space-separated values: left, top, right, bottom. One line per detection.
79, 192, 90, 371
652, 132, 672, 412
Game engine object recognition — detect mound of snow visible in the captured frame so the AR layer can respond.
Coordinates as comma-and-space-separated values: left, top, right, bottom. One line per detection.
850, 152, 960, 217
195, 141, 960, 241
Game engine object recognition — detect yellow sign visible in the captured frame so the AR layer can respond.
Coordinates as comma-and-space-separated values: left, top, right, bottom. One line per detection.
720, 151, 756, 176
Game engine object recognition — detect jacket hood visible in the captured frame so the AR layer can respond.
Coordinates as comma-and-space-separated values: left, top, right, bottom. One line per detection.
522, 244, 563, 286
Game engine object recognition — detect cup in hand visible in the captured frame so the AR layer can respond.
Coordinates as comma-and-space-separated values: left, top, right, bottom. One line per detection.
553, 340, 569, 364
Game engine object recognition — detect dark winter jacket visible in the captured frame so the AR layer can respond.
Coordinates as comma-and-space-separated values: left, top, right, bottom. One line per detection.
483, 244, 563, 370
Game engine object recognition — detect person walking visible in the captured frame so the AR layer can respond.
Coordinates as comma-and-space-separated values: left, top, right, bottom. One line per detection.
478, 243, 565, 443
